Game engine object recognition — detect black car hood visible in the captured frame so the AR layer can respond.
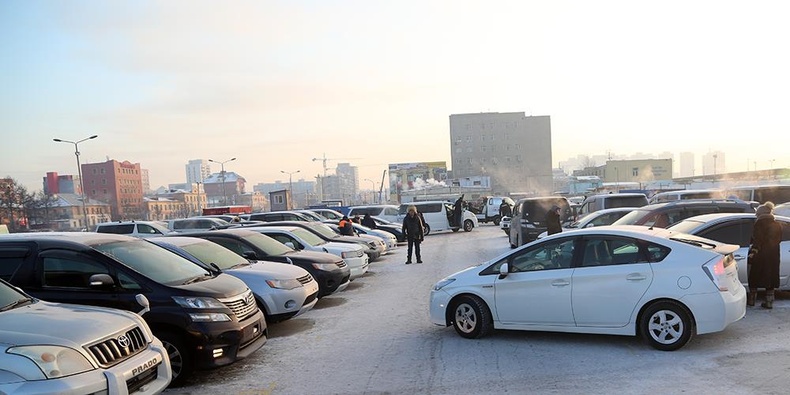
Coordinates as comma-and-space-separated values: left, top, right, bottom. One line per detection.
168, 273, 249, 298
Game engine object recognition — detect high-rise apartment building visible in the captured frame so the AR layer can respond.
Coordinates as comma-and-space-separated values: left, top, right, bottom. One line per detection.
186, 159, 212, 184
679, 152, 695, 177
702, 151, 726, 176
82, 159, 144, 220
449, 112, 552, 194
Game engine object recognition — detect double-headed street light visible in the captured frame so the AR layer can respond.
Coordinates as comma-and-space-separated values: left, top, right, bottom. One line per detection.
208, 157, 236, 205
281, 170, 300, 208
53, 135, 98, 230
364, 178, 376, 204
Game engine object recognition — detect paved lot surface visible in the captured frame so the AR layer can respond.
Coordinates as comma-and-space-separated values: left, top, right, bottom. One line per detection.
167, 225, 790, 395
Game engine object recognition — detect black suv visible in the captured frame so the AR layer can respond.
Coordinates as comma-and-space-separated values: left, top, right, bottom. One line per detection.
612, 199, 755, 228
181, 229, 351, 298
0, 232, 267, 385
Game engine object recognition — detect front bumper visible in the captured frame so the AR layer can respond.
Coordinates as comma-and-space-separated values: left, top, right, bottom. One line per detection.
186, 310, 267, 370
0, 341, 171, 395
346, 255, 370, 280
429, 289, 453, 327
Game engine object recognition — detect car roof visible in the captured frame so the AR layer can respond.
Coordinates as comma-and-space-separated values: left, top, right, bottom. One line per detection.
149, 236, 208, 246
0, 231, 138, 246
633, 198, 753, 210
248, 226, 300, 232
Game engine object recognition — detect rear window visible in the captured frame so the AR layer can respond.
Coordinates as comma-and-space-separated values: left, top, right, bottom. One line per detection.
521, 198, 570, 224
606, 195, 648, 208
350, 207, 381, 216
97, 224, 135, 234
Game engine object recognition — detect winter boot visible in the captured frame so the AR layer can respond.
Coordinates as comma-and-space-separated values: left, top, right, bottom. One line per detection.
761, 289, 775, 309
747, 291, 756, 307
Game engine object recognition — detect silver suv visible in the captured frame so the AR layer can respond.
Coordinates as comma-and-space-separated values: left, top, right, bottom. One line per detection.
0, 279, 172, 393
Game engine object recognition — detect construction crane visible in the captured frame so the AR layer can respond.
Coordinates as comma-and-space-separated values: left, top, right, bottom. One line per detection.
311, 153, 361, 177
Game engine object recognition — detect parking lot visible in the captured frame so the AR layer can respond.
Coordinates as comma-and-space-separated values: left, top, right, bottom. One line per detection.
169, 225, 790, 395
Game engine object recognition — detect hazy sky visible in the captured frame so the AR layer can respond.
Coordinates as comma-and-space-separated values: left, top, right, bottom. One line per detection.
2, 0, 789, 193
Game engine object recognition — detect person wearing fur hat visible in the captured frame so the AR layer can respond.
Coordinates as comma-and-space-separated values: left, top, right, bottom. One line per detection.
747, 202, 782, 308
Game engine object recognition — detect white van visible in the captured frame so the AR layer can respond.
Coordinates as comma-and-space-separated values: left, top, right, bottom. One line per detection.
648, 189, 725, 204
726, 185, 790, 205
397, 201, 478, 234
576, 193, 648, 219
347, 205, 400, 223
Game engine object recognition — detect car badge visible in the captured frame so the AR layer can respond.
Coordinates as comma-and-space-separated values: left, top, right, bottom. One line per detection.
117, 334, 131, 348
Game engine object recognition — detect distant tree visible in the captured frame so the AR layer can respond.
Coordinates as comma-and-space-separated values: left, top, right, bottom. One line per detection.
0, 178, 33, 231
580, 156, 597, 169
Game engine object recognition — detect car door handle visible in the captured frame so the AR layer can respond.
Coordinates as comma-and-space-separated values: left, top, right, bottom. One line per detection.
551, 280, 570, 287
626, 273, 647, 281
734, 254, 746, 260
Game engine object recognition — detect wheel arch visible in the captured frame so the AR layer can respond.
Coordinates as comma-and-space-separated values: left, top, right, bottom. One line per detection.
444, 292, 495, 327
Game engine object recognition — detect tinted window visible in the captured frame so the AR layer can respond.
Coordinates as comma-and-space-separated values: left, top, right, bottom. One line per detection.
419, 203, 443, 213
0, 247, 29, 281
697, 220, 753, 247
351, 207, 380, 216
753, 187, 790, 204
179, 240, 250, 270
42, 255, 110, 288
384, 207, 399, 216
521, 198, 570, 225
92, 239, 209, 285
606, 195, 648, 208
137, 224, 162, 234
97, 224, 135, 234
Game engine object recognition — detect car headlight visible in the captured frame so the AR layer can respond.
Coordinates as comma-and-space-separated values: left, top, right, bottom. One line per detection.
266, 278, 302, 290
172, 296, 226, 309
341, 250, 361, 258
189, 313, 231, 322
433, 278, 456, 291
8, 345, 94, 379
312, 263, 340, 271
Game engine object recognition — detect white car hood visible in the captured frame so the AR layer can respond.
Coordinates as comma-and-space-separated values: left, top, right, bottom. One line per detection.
230, 260, 310, 279
0, 300, 141, 348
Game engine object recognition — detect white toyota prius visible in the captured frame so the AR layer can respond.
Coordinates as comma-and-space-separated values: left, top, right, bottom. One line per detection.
430, 225, 746, 351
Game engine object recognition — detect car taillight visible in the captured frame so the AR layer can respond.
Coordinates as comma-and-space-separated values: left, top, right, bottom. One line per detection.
703, 257, 728, 292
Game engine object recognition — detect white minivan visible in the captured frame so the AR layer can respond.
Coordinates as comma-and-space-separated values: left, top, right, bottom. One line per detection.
397, 201, 478, 234
347, 205, 400, 223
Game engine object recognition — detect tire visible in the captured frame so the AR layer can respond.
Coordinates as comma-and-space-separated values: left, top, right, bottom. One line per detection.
493, 216, 501, 226
450, 295, 493, 339
639, 301, 694, 351
423, 224, 431, 236
158, 331, 193, 386
463, 220, 474, 232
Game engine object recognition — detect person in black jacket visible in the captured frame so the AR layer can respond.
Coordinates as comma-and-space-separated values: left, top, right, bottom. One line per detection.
361, 213, 377, 229
748, 202, 782, 308
401, 205, 425, 264
546, 205, 563, 236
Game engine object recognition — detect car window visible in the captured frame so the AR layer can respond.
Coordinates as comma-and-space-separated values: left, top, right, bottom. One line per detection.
268, 233, 301, 248
421, 203, 443, 213
509, 238, 576, 272
97, 224, 134, 234
117, 271, 143, 290
137, 224, 162, 234
697, 220, 753, 247
92, 240, 208, 285
607, 196, 647, 208
41, 255, 110, 288
209, 238, 250, 256
0, 247, 29, 281
179, 240, 250, 270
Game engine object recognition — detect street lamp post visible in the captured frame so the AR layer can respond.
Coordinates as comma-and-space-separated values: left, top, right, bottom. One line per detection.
209, 158, 236, 206
364, 178, 376, 203
280, 170, 300, 208
53, 135, 98, 230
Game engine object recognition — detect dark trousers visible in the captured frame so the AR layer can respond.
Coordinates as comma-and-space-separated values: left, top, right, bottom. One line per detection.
407, 238, 421, 262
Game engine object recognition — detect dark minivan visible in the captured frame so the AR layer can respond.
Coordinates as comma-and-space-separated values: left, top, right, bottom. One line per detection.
0, 232, 267, 385
182, 229, 351, 298
509, 196, 572, 247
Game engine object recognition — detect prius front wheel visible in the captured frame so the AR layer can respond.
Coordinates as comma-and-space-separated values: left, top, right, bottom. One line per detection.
451, 295, 492, 339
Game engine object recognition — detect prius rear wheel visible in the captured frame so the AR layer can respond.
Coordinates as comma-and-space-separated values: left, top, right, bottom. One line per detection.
640, 301, 694, 351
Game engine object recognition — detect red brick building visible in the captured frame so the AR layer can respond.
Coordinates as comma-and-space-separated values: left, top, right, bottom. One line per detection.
82, 159, 144, 220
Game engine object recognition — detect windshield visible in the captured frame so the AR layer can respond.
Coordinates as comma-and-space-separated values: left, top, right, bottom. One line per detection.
665, 219, 705, 234
242, 232, 294, 255
92, 239, 210, 285
306, 223, 340, 239
292, 228, 326, 246
179, 240, 250, 270
612, 209, 650, 225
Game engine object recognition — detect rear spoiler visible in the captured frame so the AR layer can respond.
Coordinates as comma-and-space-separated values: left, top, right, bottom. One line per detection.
669, 235, 739, 255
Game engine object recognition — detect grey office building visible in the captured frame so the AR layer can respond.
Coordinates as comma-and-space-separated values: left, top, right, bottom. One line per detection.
449, 112, 553, 195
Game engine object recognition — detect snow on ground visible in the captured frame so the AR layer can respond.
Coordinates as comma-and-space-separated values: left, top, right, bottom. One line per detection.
167, 225, 790, 395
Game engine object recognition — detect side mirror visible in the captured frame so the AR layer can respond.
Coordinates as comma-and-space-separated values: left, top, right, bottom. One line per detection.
242, 251, 258, 260
88, 274, 115, 288
498, 263, 509, 279
135, 294, 150, 316
285, 242, 297, 250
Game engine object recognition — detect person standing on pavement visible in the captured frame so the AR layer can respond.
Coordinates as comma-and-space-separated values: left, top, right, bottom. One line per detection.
747, 202, 782, 309
361, 213, 377, 229
546, 205, 563, 235
402, 205, 425, 264
453, 194, 465, 227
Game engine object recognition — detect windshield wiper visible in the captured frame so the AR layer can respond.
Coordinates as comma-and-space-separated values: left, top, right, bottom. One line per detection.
0, 297, 33, 311
183, 273, 212, 285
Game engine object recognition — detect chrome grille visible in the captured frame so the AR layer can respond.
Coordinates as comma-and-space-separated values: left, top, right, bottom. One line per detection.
336, 260, 347, 268
221, 289, 258, 321
296, 273, 314, 285
87, 326, 147, 368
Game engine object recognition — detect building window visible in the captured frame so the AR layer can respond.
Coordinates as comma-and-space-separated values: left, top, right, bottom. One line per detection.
632, 168, 639, 176
274, 195, 283, 204
100, 168, 105, 174
466, 135, 471, 142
